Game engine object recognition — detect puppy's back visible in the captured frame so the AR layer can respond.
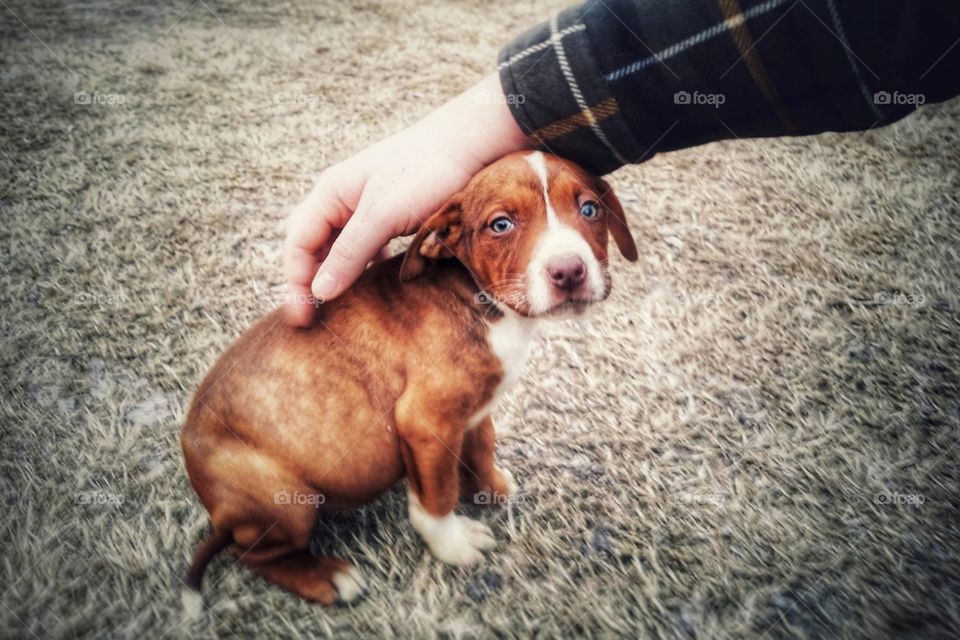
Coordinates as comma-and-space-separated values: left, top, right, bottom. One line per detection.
182, 256, 486, 497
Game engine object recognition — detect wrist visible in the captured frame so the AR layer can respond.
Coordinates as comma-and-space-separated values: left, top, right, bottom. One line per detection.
429, 73, 531, 166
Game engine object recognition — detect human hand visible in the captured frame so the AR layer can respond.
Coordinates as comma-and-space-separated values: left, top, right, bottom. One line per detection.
284, 73, 529, 327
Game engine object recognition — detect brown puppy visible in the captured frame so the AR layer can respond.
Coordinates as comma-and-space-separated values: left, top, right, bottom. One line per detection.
181, 151, 637, 605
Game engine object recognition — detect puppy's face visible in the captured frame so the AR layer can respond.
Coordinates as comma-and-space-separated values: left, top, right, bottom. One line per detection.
401, 151, 637, 317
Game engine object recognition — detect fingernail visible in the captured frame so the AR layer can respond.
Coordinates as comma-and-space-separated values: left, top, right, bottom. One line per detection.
313, 271, 337, 301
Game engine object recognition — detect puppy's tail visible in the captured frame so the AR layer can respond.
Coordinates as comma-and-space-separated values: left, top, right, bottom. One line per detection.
185, 530, 232, 592
182, 530, 232, 620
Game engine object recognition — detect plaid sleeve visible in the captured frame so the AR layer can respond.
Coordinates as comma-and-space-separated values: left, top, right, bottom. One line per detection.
498, 0, 960, 175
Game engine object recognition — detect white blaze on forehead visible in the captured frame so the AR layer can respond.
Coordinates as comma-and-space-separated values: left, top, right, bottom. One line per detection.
524, 151, 559, 227
522, 151, 607, 315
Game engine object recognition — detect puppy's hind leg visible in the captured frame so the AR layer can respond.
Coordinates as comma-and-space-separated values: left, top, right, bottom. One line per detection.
198, 449, 366, 605
241, 549, 367, 605
226, 488, 367, 605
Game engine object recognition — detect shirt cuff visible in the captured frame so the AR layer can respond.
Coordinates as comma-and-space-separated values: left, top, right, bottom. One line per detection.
497, 5, 645, 175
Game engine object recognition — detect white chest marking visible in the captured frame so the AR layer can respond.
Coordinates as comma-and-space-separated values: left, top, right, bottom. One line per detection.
467, 307, 537, 429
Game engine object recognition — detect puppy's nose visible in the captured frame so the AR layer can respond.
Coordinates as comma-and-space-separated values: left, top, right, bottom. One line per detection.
546, 255, 586, 290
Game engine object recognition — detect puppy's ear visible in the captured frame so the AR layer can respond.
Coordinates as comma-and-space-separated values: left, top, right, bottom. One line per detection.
400, 197, 464, 281
595, 178, 638, 262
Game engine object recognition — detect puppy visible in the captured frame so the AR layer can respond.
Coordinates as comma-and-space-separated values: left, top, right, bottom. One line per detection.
181, 151, 637, 604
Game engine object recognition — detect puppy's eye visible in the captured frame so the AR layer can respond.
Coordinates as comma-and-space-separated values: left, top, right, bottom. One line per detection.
489, 216, 514, 234
580, 201, 600, 219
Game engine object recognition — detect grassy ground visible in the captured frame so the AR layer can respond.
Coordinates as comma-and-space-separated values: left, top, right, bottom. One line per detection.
2, 0, 959, 637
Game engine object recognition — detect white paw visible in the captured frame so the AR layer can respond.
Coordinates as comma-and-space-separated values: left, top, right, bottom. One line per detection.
431, 515, 496, 565
409, 492, 496, 566
496, 466, 518, 496
332, 566, 367, 603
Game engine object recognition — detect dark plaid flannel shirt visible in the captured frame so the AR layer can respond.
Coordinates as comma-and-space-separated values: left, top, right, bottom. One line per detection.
498, 0, 960, 175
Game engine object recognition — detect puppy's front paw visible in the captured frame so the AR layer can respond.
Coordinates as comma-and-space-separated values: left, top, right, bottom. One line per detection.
409, 492, 496, 565
429, 515, 496, 566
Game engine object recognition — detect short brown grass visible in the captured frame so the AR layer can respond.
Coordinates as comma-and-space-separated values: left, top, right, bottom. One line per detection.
1, 0, 958, 637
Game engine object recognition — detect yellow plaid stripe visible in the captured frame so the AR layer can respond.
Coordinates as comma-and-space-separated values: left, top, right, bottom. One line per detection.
528, 97, 621, 146
717, 0, 797, 130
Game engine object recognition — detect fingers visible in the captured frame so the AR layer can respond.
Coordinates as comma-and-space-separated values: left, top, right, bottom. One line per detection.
284, 231, 335, 328
373, 245, 392, 262
283, 175, 354, 327
284, 228, 342, 327
284, 283, 318, 327
311, 203, 396, 302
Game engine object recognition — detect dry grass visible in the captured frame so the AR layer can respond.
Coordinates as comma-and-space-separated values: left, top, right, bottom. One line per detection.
2, 0, 959, 637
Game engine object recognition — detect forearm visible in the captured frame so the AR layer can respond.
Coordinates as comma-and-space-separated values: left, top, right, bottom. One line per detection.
415, 73, 531, 168
499, 0, 960, 174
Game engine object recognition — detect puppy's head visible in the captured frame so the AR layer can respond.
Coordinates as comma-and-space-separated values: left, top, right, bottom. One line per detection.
400, 151, 637, 317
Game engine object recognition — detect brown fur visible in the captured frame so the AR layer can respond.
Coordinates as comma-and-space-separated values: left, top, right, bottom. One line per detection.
402, 153, 637, 313
181, 152, 636, 603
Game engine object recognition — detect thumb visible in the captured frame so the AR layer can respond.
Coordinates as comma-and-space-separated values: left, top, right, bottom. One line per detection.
312, 208, 396, 301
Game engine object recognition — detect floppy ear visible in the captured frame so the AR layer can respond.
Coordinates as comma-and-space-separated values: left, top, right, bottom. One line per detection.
399, 198, 464, 281
595, 178, 638, 262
